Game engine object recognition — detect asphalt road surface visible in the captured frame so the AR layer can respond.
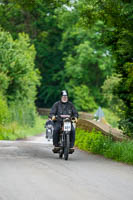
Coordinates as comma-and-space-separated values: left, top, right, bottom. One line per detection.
0, 134, 133, 200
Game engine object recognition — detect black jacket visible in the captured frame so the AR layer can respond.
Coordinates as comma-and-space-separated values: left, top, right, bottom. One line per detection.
49, 101, 78, 119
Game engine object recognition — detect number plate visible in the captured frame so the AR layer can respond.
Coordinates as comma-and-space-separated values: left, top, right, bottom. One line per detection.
64, 122, 71, 131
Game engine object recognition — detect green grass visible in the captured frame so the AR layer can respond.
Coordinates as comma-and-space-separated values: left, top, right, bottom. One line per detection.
0, 116, 47, 140
102, 108, 120, 128
75, 128, 133, 165
93, 108, 120, 128
104, 141, 133, 164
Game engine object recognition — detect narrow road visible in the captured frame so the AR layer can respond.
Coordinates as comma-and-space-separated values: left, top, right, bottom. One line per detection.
0, 134, 133, 200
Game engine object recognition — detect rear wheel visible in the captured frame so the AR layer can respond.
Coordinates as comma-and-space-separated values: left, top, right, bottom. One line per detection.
59, 149, 63, 159
64, 134, 70, 160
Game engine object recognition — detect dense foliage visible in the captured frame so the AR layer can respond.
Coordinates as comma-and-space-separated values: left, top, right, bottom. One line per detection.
0, 0, 132, 135
77, 0, 133, 134
0, 0, 67, 107
0, 0, 113, 109
0, 29, 40, 139
0, 30, 40, 102
0, 93, 10, 125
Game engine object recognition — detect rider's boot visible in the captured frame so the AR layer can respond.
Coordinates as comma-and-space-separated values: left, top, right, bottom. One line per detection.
52, 145, 60, 153
69, 147, 75, 154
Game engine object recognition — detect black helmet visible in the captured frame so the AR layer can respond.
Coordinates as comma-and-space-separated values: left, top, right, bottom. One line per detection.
61, 90, 68, 96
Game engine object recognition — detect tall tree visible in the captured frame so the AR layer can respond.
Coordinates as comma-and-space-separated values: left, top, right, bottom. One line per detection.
0, 0, 69, 107
57, 6, 113, 109
0, 30, 40, 101
0, 0, 114, 112
0, 29, 40, 126
77, 0, 133, 134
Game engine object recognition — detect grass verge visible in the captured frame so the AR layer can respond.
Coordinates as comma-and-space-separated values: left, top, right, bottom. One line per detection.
93, 108, 120, 128
102, 108, 120, 128
75, 128, 133, 165
0, 116, 47, 140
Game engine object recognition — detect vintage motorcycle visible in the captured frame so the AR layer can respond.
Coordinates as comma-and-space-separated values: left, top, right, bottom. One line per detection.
45, 120, 54, 141
54, 115, 76, 160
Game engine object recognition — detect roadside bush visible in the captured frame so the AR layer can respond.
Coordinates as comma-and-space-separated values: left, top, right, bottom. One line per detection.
120, 141, 133, 164
119, 116, 133, 138
76, 128, 112, 154
0, 116, 45, 140
76, 128, 133, 164
0, 122, 20, 140
104, 141, 133, 164
75, 128, 87, 149
0, 30, 42, 140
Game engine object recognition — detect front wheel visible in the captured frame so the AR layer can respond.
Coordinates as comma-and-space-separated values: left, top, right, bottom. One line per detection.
64, 134, 70, 160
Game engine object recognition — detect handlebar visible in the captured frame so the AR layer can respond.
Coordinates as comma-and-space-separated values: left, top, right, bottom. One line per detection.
60, 115, 70, 118
52, 115, 77, 123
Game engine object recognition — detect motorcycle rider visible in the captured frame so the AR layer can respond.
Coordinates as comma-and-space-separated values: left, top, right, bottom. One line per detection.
49, 90, 78, 151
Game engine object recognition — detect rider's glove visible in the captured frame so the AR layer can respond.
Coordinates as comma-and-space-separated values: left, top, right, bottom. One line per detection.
74, 117, 78, 123
52, 116, 56, 121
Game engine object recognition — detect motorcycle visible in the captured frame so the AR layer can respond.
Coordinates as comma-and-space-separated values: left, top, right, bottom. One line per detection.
45, 120, 54, 141
53, 115, 76, 160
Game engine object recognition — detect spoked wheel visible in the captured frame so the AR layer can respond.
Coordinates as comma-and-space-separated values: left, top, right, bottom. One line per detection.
64, 134, 70, 160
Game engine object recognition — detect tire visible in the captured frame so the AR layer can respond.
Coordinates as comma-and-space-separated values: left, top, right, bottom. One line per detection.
59, 134, 63, 159
64, 134, 70, 160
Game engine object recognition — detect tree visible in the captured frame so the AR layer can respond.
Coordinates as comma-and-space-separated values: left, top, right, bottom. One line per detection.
73, 85, 97, 112
77, 0, 133, 135
0, 0, 114, 113
101, 74, 123, 112
0, 30, 40, 101
0, 30, 40, 126
0, 0, 69, 107
58, 8, 113, 108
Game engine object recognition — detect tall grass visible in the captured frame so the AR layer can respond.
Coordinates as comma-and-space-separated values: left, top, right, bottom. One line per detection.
75, 128, 133, 164
93, 108, 120, 128
0, 116, 46, 140
0, 96, 46, 140
9, 101, 37, 127
104, 141, 133, 164
0, 93, 10, 125
102, 108, 120, 128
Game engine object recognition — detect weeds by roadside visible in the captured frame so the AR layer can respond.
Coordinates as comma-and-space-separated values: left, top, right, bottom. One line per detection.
75, 128, 133, 164
0, 116, 46, 140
